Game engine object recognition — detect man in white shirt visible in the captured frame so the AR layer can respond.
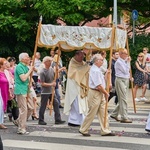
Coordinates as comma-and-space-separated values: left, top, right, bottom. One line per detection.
79, 54, 115, 136
110, 48, 132, 123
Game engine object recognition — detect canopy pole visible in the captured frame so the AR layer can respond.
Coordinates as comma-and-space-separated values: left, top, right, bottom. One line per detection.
126, 33, 136, 113
27, 16, 42, 101
104, 25, 116, 128
49, 45, 61, 116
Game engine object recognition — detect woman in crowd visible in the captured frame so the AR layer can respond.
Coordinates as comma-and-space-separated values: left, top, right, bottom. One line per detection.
0, 58, 13, 129
143, 47, 150, 89
0, 87, 7, 129
5, 61, 19, 122
28, 58, 39, 120
133, 53, 148, 102
7, 57, 16, 76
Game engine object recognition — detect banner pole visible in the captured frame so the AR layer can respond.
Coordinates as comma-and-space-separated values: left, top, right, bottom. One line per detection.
104, 25, 116, 128
27, 16, 42, 101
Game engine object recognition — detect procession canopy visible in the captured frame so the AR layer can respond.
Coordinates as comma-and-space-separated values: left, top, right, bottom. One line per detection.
38, 24, 127, 51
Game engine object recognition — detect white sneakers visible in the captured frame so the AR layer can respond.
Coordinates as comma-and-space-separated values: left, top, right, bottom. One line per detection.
17, 129, 29, 135
135, 97, 148, 102
140, 97, 148, 101
135, 98, 140, 102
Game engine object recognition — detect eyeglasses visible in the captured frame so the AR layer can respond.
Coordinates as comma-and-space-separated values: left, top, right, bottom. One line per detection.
138, 56, 143, 57
97, 59, 104, 61
122, 53, 128, 55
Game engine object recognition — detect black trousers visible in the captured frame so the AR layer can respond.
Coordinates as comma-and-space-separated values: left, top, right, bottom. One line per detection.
32, 76, 38, 83
108, 91, 118, 105
7, 100, 19, 120
0, 136, 3, 150
39, 94, 61, 122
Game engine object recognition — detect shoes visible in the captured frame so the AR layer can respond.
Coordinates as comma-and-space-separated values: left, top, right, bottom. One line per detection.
32, 114, 39, 120
120, 119, 132, 123
135, 97, 147, 102
110, 115, 120, 121
135, 98, 140, 102
55, 120, 66, 125
0, 124, 7, 129
79, 130, 91, 136
8, 114, 12, 122
13, 119, 19, 127
145, 129, 150, 132
59, 105, 64, 108
68, 123, 80, 127
140, 97, 147, 101
38, 121, 47, 125
17, 130, 29, 135
4, 114, 7, 119
102, 133, 116, 136
145, 99, 150, 103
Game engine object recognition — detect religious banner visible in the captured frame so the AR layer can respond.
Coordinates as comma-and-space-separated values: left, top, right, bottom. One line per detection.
38, 24, 127, 51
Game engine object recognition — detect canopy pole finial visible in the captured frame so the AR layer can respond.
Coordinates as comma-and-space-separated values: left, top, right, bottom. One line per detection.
113, 0, 117, 27
39, 16, 43, 22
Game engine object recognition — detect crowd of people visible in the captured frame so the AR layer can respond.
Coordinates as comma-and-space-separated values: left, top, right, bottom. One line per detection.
0, 47, 150, 137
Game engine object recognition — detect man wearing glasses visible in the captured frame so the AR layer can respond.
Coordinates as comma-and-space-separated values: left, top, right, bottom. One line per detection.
110, 48, 132, 123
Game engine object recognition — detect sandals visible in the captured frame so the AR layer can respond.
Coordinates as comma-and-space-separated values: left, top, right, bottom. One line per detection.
0, 124, 7, 129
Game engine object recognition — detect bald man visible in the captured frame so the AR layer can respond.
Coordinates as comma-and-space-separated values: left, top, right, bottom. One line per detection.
110, 48, 132, 123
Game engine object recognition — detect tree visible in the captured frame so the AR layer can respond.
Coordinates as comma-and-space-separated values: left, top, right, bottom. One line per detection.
34, 0, 111, 26
0, 0, 149, 60
0, 0, 39, 58
129, 34, 150, 74
117, 0, 150, 34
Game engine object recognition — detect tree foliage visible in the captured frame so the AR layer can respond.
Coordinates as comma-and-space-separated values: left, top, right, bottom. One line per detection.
129, 34, 150, 74
0, 0, 38, 57
0, 0, 149, 64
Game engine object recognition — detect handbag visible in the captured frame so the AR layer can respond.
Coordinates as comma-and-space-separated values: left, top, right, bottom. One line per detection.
145, 113, 150, 132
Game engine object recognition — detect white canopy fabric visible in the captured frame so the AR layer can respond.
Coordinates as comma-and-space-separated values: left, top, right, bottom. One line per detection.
38, 24, 127, 51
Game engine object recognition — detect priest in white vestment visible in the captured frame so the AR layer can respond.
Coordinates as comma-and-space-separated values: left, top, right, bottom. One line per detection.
64, 50, 90, 126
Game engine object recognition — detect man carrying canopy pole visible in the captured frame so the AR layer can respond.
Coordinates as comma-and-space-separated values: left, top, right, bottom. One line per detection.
79, 54, 115, 136
110, 48, 133, 123
38, 56, 65, 125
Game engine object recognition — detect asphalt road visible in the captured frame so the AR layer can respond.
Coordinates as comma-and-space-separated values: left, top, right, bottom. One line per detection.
1, 89, 150, 150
